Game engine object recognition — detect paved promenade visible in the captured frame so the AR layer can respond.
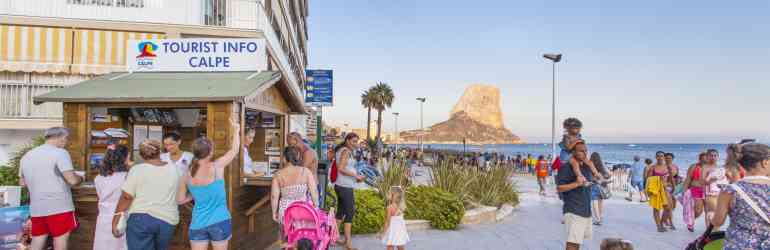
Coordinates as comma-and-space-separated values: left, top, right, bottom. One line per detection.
349, 175, 705, 250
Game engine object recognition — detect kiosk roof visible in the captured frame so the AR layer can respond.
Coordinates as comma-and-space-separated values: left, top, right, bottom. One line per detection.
34, 71, 282, 104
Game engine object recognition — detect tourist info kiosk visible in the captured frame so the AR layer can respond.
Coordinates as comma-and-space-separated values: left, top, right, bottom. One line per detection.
33, 38, 305, 250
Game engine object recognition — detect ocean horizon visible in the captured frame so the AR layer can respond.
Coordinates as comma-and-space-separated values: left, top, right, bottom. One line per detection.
397, 143, 753, 171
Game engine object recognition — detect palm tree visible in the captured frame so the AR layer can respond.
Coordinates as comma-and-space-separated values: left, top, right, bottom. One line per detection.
361, 89, 376, 141
371, 82, 394, 143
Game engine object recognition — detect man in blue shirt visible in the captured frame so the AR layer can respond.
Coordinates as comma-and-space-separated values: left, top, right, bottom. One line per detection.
626, 156, 648, 202
558, 142, 593, 250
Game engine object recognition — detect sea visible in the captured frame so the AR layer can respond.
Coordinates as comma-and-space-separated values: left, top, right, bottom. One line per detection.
401, 143, 732, 171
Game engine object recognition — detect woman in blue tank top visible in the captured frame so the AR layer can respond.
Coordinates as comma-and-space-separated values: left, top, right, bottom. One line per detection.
177, 119, 240, 250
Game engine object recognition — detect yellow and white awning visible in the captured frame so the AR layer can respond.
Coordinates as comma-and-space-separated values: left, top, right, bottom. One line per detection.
71, 30, 164, 75
0, 25, 73, 73
0, 24, 165, 75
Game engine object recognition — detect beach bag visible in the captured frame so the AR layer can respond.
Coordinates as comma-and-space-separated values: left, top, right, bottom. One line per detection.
731, 182, 770, 225
599, 183, 612, 200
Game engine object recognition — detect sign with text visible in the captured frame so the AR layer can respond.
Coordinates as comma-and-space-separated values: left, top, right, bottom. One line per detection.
126, 39, 266, 72
305, 69, 333, 106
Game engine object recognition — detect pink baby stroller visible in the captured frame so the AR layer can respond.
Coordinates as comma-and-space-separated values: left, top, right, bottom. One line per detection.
282, 201, 338, 250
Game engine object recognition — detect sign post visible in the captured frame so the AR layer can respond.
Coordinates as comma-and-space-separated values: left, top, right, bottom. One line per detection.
305, 69, 333, 208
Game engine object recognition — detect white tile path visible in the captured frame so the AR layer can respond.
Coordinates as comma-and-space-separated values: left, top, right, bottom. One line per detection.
345, 174, 708, 250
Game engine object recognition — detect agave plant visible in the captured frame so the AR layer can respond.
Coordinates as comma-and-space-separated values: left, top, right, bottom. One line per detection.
467, 163, 519, 207
429, 160, 475, 204
374, 157, 412, 199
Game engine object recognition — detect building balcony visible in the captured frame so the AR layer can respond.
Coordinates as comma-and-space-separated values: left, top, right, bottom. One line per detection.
1, 0, 304, 89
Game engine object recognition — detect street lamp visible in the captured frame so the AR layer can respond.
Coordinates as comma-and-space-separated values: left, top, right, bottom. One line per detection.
416, 97, 426, 152
543, 53, 562, 164
393, 112, 400, 151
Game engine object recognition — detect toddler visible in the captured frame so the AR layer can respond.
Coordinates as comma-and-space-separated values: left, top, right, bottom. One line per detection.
381, 186, 409, 250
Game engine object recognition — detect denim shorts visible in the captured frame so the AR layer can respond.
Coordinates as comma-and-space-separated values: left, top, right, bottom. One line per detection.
189, 219, 232, 244
630, 180, 644, 191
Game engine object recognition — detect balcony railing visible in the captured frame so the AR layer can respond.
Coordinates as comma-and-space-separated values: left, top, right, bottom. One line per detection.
0, 83, 63, 119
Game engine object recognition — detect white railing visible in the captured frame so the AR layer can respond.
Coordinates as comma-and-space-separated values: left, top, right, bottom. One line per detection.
0, 0, 202, 26
251, 0, 301, 95
227, 0, 261, 29
0, 83, 63, 119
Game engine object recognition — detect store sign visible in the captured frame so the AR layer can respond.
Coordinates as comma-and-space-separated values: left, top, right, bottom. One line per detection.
305, 69, 333, 106
126, 38, 266, 72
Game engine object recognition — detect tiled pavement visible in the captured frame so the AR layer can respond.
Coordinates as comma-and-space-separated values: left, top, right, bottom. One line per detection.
346, 175, 705, 250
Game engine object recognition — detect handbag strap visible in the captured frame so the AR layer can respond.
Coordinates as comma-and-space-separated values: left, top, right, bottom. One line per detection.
731, 183, 770, 225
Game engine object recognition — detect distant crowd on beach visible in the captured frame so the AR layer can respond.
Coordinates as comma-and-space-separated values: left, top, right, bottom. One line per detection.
418, 116, 769, 250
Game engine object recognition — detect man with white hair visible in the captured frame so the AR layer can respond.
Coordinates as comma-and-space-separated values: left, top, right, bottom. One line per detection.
20, 127, 83, 250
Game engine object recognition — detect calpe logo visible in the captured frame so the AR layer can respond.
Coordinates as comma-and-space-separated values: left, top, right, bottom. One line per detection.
136, 41, 158, 69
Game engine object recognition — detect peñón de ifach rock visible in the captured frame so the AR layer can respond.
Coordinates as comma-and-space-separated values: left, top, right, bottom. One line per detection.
400, 84, 522, 144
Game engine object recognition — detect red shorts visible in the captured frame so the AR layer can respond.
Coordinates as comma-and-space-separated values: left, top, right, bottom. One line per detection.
31, 211, 78, 237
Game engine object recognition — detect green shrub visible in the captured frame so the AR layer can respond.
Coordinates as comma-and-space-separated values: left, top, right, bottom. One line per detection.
2, 136, 45, 204
327, 187, 386, 234
323, 185, 336, 211
350, 189, 385, 234
405, 185, 464, 230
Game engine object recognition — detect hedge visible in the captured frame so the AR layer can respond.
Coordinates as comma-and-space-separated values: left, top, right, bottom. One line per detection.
326, 187, 386, 234
405, 185, 465, 230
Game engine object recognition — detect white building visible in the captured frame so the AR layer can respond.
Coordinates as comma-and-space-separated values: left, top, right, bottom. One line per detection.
0, 0, 309, 164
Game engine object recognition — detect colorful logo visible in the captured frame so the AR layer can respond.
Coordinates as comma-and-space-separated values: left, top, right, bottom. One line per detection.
135, 41, 158, 69
136, 41, 158, 58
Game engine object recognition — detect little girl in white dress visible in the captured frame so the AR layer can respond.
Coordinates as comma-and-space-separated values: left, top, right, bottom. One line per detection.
382, 186, 409, 249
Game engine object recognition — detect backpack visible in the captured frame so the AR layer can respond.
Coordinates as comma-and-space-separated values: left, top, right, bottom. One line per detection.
329, 158, 338, 183
552, 156, 561, 171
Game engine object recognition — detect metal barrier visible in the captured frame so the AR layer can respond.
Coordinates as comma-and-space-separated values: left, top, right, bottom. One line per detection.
608, 170, 631, 193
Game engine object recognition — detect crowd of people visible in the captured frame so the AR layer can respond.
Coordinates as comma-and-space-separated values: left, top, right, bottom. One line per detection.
16, 118, 768, 250
18, 122, 354, 250
550, 117, 770, 250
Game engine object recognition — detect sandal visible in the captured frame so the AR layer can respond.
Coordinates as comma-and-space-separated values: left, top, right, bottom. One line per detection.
625, 197, 632, 202
657, 226, 667, 232
687, 225, 694, 232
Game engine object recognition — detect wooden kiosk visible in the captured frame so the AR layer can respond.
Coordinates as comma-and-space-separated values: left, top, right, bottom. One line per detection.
33, 70, 306, 250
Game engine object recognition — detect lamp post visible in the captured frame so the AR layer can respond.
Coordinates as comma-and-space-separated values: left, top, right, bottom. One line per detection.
393, 112, 400, 151
416, 97, 426, 152
543, 53, 562, 164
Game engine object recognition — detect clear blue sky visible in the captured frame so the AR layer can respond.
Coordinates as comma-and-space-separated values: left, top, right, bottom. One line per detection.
306, 0, 770, 143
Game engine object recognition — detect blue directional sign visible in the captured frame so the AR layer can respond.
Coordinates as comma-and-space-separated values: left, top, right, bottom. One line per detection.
305, 69, 333, 106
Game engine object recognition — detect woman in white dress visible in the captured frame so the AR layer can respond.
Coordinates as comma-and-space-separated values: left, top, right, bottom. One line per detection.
381, 186, 409, 250
93, 144, 132, 250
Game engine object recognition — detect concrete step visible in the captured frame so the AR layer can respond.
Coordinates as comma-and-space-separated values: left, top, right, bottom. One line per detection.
405, 219, 431, 231
461, 206, 498, 225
